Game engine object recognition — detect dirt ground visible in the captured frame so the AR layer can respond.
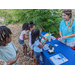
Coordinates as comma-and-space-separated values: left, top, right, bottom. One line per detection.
0, 9, 75, 65
0, 23, 34, 65
8, 24, 33, 65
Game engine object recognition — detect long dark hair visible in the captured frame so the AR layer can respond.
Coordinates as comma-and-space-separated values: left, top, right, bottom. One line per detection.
31, 29, 40, 44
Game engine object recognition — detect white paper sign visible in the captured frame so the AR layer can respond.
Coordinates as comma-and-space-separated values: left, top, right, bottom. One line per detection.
50, 53, 68, 65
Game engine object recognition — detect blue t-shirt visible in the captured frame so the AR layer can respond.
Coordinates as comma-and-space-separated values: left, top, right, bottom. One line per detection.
33, 39, 42, 52
59, 19, 75, 42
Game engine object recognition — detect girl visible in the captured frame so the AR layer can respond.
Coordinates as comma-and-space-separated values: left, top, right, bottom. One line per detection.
27, 21, 35, 60
0, 26, 20, 65
31, 29, 48, 65
59, 9, 75, 47
18, 23, 30, 58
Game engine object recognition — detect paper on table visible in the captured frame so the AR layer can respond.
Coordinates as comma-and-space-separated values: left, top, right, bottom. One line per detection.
43, 44, 50, 50
54, 44, 58, 47
51, 36, 56, 40
50, 53, 68, 65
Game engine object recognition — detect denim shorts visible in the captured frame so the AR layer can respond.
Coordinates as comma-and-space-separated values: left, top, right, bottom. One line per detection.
18, 38, 25, 45
34, 51, 41, 59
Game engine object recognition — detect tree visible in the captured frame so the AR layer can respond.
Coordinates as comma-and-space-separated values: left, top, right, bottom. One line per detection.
0, 9, 63, 37
15, 9, 62, 37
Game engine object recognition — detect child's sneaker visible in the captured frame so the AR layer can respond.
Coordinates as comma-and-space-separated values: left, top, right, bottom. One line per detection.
24, 55, 30, 58
24, 55, 26, 58
30, 58, 34, 60
27, 53, 29, 55
26, 55, 30, 58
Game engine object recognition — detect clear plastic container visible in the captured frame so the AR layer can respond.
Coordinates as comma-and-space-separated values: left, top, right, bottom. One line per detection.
48, 38, 51, 42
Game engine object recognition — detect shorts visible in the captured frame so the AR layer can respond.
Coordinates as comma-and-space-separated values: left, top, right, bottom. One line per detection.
18, 38, 25, 45
34, 51, 44, 64
34, 51, 41, 59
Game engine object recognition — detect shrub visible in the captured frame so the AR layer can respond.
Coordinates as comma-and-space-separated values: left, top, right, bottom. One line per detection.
0, 9, 63, 37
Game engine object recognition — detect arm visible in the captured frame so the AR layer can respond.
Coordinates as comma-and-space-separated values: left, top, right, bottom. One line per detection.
59, 31, 63, 41
67, 34, 75, 38
6, 50, 20, 65
62, 34, 75, 39
38, 38, 48, 48
23, 34, 29, 40
59, 21, 63, 38
6, 59, 16, 65
59, 31, 62, 38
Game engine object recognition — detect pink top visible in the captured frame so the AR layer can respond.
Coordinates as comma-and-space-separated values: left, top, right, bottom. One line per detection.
19, 30, 27, 40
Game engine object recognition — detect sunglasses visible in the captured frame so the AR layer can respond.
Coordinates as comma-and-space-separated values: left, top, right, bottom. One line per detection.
63, 9, 71, 13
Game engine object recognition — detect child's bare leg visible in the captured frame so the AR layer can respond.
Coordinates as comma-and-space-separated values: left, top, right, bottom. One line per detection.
36, 59, 38, 65
31, 50, 33, 58
23, 46, 25, 53
27, 50, 31, 55
32, 55, 36, 65
25, 45, 27, 55
23, 44, 27, 55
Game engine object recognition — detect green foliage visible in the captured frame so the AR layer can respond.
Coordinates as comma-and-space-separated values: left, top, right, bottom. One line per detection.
0, 21, 5, 24
20, 9, 63, 37
0, 9, 63, 37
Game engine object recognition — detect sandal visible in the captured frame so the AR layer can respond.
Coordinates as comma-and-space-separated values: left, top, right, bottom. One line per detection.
30, 58, 34, 60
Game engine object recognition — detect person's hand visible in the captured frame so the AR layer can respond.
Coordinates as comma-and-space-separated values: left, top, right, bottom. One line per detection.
62, 36, 67, 39
59, 38, 62, 41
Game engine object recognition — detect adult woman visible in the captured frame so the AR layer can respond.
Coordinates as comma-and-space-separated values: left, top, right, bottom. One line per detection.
59, 9, 75, 47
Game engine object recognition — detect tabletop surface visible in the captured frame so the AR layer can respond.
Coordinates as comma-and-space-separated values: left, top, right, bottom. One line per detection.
41, 32, 75, 65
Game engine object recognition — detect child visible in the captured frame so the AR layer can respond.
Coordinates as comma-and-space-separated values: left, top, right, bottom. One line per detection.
31, 29, 48, 65
18, 23, 30, 58
0, 26, 20, 65
27, 21, 35, 60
